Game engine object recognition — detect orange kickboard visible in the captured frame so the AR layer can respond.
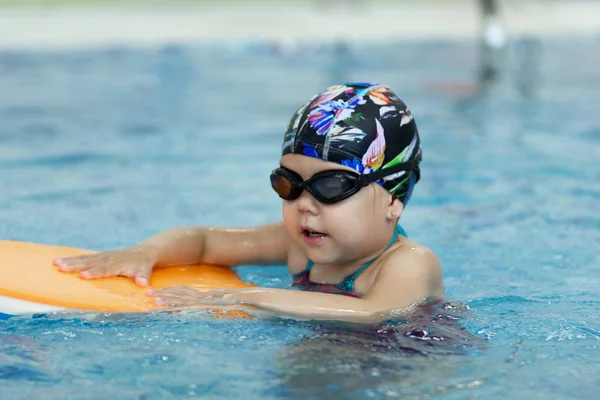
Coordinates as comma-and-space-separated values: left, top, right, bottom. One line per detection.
0, 240, 254, 313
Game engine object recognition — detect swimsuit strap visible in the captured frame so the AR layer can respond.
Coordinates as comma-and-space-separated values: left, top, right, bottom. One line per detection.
304, 224, 408, 292
339, 224, 406, 292
395, 223, 408, 239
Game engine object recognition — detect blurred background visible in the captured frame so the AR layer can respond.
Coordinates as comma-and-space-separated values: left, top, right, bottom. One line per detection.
2, 0, 599, 255
1, 1, 600, 399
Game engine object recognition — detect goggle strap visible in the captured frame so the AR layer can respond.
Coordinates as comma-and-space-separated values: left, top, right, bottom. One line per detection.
357, 158, 421, 186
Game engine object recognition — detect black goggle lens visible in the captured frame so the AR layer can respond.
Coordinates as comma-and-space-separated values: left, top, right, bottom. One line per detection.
310, 176, 352, 199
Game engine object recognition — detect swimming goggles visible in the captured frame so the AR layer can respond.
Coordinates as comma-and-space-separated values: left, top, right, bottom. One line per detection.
270, 159, 420, 204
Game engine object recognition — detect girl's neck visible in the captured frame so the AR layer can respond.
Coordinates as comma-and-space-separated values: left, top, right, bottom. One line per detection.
317, 228, 401, 277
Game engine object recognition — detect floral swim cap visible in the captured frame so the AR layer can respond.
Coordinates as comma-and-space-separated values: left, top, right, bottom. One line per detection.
281, 82, 422, 205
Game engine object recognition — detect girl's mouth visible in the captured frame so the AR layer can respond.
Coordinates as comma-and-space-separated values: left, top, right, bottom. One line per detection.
301, 228, 329, 245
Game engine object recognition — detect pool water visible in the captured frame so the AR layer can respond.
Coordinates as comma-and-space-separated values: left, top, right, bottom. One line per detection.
1, 37, 599, 399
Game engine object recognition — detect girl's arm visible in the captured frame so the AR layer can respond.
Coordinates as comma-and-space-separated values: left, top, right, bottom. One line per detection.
54, 221, 291, 286
144, 222, 292, 267
237, 248, 442, 323
152, 246, 443, 323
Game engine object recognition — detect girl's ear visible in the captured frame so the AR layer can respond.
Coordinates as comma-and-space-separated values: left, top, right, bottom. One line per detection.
387, 196, 404, 221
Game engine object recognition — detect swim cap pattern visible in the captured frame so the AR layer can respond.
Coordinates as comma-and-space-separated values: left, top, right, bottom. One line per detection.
281, 82, 422, 204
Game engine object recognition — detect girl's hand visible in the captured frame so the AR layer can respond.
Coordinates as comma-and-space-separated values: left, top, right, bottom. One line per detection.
147, 286, 242, 308
52, 246, 158, 287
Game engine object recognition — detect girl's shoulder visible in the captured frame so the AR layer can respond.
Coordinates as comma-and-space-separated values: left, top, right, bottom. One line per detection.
372, 237, 444, 296
391, 235, 437, 258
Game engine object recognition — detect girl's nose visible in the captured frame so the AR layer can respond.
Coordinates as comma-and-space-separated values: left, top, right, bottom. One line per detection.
295, 189, 320, 215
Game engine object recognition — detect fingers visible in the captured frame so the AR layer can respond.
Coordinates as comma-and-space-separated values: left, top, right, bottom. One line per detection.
79, 266, 117, 280
147, 286, 203, 307
146, 287, 238, 308
147, 286, 200, 297
53, 253, 103, 272
75, 262, 153, 287
54, 249, 155, 286
133, 265, 152, 287
146, 291, 184, 307
134, 276, 149, 288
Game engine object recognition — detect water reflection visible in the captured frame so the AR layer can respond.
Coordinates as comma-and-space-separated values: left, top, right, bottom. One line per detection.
273, 301, 485, 399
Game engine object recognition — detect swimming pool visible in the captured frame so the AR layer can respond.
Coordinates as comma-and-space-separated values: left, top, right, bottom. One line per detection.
1, 37, 599, 399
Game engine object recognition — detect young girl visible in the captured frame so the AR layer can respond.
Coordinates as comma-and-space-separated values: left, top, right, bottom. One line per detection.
53, 82, 443, 323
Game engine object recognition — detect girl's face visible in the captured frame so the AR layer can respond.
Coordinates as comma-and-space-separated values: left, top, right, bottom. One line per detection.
278, 154, 403, 265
